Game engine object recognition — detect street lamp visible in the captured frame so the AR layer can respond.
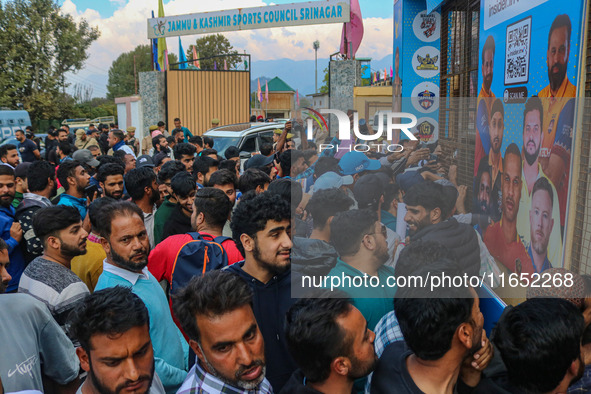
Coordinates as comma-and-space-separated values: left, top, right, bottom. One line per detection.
313, 40, 320, 93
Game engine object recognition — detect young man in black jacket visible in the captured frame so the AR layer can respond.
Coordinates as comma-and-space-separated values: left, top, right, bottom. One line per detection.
161, 172, 196, 240
226, 192, 296, 392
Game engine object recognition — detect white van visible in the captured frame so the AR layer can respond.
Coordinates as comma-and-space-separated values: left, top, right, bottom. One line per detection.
0, 110, 32, 141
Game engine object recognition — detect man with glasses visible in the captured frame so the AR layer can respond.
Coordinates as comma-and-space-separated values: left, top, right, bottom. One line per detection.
326, 209, 396, 331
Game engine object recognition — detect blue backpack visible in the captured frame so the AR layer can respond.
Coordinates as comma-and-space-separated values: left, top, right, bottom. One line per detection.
170, 232, 231, 295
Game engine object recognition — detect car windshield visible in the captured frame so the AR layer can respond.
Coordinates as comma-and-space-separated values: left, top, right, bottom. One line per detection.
210, 136, 240, 156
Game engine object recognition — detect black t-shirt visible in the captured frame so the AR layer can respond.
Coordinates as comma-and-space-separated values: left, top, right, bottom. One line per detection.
371, 342, 476, 394
44, 138, 58, 161
18, 139, 38, 162
371, 342, 423, 394
161, 205, 192, 240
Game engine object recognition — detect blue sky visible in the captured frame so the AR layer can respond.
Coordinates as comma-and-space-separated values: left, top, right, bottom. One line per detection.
57, 0, 392, 19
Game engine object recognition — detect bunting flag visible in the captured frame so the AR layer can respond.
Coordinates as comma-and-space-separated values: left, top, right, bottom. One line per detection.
224, 59, 228, 70
157, 0, 168, 71
373, 72, 377, 83
339, 0, 364, 59
390, 66, 393, 78
257, 79, 262, 103
151, 11, 160, 71
196, 51, 201, 69
192, 47, 198, 67
265, 80, 269, 103
214, 60, 217, 70
178, 37, 187, 70
296, 89, 300, 106
384, 67, 388, 81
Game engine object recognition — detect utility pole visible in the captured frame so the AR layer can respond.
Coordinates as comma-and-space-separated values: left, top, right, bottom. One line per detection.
313, 40, 320, 93
134, 55, 138, 95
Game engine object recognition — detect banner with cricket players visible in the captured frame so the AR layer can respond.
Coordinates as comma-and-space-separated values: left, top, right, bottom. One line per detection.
473, 0, 587, 274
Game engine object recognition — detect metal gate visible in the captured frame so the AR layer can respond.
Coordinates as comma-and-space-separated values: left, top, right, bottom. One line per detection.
166, 69, 250, 135
439, 0, 481, 202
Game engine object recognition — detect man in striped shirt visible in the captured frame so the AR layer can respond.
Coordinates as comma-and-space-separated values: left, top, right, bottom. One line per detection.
18, 205, 90, 339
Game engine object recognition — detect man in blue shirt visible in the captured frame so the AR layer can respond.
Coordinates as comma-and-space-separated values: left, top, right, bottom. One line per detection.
173, 118, 192, 143
15, 129, 41, 162
107, 129, 136, 158
94, 201, 188, 393
57, 160, 91, 221
327, 209, 396, 331
0, 165, 24, 292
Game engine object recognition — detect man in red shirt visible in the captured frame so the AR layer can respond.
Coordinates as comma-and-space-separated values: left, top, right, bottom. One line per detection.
483, 143, 533, 274
148, 187, 243, 289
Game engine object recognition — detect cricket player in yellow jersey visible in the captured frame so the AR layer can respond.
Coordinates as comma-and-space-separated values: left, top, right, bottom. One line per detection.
538, 14, 576, 161
475, 35, 496, 174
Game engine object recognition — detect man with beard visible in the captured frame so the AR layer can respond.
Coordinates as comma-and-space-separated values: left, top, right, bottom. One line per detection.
226, 192, 296, 392
16, 161, 57, 263
114, 150, 137, 174
493, 298, 585, 393
371, 282, 487, 394
125, 167, 161, 249
0, 165, 24, 293
57, 160, 92, 221
151, 134, 170, 156
0, 232, 79, 393
475, 158, 492, 217
283, 295, 378, 394
173, 270, 271, 394
0, 143, 20, 168
97, 163, 125, 200
403, 181, 481, 278
527, 178, 555, 273
108, 129, 137, 158
193, 156, 219, 188
539, 15, 576, 161
173, 118, 193, 143
69, 286, 166, 394
475, 36, 496, 169
47, 128, 72, 165
516, 97, 562, 267
174, 143, 197, 173
369, 241, 493, 392
483, 99, 504, 221
483, 143, 533, 273
327, 209, 396, 331
94, 201, 188, 393
18, 206, 90, 337
15, 129, 41, 162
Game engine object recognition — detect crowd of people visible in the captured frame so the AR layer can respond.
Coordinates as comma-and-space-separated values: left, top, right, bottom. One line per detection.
0, 116, 589, 394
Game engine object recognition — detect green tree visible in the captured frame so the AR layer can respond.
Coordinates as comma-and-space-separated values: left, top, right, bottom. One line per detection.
319, 67, 329, 94
0, 0, 100, 121
187, 34, 241, 70
106, 44, 177, 99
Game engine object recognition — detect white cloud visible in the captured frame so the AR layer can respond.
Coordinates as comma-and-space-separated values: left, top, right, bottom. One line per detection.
108, 0, 127, 7
61, 0, 392, 96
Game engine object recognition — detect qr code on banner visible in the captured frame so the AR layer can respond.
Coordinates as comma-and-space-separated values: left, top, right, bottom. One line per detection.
504, 16, 531, 85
